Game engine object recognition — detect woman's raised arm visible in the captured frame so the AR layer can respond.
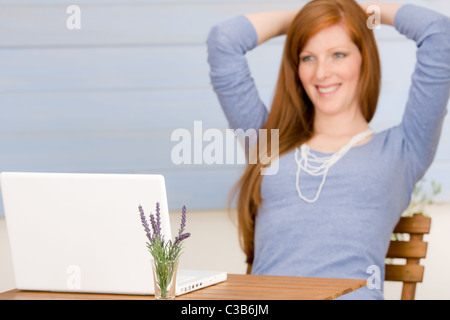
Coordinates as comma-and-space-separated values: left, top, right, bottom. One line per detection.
368, 3, 450, 183
206, 11, 298, 132
245, 10, 299, 45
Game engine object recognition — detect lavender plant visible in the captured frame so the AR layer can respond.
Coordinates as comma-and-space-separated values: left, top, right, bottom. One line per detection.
139, 202, 190, 298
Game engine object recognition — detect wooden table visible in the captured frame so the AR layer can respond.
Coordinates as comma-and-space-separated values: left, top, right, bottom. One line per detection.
0, 274, 366, 300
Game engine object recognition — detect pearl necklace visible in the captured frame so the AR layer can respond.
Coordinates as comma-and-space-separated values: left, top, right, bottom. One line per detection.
294, 128, 374, 203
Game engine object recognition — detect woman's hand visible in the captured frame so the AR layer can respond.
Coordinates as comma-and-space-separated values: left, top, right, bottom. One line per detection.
359, 1, 403, 27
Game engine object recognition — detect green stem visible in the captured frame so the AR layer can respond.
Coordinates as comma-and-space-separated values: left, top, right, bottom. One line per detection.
154, 260, 177, 298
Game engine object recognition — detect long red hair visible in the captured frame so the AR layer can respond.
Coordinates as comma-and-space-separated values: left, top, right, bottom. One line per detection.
231, 0, 381, 271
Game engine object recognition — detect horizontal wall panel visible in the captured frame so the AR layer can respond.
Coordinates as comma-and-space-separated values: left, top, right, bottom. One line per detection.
0, 130, 254, 171
0, 89, 231, 133
0, 46, 209, 92
0, 3, 303, 47
0, 87, 278, 134
0, 44, 285, 93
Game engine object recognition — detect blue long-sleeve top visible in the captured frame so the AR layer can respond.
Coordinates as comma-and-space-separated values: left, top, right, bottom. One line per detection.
207, 4, 450, 299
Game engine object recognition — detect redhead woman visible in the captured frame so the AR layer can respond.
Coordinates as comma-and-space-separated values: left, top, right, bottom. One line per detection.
207, 0, 450, 299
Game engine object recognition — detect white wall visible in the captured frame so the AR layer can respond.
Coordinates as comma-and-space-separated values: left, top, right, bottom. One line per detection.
1, 204, 450, 299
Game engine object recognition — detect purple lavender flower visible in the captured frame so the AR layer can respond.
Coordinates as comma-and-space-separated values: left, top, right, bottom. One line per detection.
139, 203, 190, 262
173, 205, 190, 247
174, 232, 191, 246
155, 202, 162, 236
139, 204, 153, 243
169, 205, 191, 260
178, 205, 187, 236
149, 212, 157, 240
170, 232, 191, 260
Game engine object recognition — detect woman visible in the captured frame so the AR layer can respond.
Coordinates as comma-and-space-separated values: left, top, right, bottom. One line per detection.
207, 0, 450, 299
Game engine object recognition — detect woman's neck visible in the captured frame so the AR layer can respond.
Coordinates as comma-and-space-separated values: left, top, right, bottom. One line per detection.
313, 108, 370, 137
307, 110, 372, 153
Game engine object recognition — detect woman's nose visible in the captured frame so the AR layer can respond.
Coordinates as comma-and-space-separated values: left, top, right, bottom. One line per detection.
315, 59, 332, 81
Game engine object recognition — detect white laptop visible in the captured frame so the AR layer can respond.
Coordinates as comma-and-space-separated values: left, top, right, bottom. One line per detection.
0, 172, 227, 296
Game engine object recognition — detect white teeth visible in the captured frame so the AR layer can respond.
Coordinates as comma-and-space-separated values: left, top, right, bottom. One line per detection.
317, 85, 340, 93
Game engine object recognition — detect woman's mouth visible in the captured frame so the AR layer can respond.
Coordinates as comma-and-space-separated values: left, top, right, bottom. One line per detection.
316, 84, 341, 96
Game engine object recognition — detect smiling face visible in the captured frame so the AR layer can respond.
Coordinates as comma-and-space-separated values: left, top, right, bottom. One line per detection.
298, 23, 362, 120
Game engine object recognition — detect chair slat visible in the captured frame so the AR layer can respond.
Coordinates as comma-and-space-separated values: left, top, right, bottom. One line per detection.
393, 214, 431, 234
385, 264, 424, 283
385, 213, 431, 299
386, 240, 428, 259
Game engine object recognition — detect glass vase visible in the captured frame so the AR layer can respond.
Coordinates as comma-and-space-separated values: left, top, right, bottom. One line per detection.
151, 259, 179, 300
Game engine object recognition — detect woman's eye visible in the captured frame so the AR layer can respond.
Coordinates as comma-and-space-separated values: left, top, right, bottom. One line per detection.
334, 52, 346, 58
301, 56, 314, 62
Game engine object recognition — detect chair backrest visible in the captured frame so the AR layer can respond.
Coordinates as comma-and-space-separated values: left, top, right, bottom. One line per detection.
385, 213, 431, 300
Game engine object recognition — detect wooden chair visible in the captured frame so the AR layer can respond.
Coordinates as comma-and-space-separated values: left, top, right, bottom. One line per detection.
385, 213, 431, 300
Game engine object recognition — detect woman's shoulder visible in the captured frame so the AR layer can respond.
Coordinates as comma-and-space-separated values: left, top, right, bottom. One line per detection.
376, 124, 401, 138
366, 125, 404, 152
